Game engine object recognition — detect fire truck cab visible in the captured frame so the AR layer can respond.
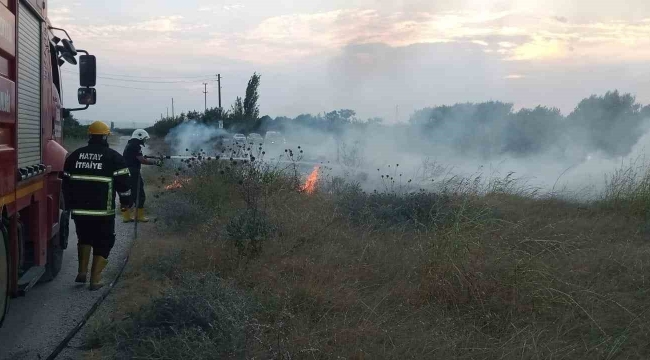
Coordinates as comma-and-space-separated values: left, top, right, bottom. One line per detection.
0, 0, 97, 326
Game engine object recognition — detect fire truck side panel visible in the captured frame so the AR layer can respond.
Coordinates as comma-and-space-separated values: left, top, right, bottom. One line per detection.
25, 0, 43, 18
17, 1, 42, 168
0, 78, 16, 204
0, 3, 15, 210
41, 15, 61, 244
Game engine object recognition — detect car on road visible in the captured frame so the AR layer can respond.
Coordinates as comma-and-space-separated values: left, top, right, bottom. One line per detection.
233, 133, 247, 143
264, 131, 286, 146
247, 133, 264, 145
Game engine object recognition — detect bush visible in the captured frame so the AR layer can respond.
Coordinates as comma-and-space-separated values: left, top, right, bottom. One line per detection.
226, 209, 277, 258
87, 273, 257, 359
153, 190, 210, 231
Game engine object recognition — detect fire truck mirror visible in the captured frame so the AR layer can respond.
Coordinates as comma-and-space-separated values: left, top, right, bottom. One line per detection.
77, 87, 96, 105
79, 55, 97, 87
59, 50, 77, 66
61, 39, 77, 56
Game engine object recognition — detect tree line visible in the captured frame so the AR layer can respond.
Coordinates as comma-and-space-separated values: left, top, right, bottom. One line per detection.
135, 70, 650, 161
145, 73, 262, 137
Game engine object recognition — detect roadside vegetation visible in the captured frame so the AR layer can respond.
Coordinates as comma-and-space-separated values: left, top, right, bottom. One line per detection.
81, 143, 650, 359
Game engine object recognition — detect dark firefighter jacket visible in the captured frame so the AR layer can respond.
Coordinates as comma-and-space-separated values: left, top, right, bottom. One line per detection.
62, 139, 132, 218
123, 138, 143, 172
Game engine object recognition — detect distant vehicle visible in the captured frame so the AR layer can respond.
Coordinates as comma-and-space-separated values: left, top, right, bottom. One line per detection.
265, 131, 286, 145
247, 133, 264, 145
233, 133, 247, 143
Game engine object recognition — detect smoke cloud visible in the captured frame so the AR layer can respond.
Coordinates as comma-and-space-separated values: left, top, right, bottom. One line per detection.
163, 92, 650, 199
165, 121, 229, 155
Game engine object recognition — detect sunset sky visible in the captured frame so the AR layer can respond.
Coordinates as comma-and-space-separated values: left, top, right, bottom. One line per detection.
48, 0, 650, 127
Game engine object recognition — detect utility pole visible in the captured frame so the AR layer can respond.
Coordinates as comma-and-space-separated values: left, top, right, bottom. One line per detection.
167, 107, 169, 118
202, 82, 208, 112
217, 74, 221, 109
172, 98, 175, 119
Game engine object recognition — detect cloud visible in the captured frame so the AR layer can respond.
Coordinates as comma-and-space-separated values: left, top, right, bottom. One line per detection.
200, 8, 650, 64
198, 4, 245, 13
50, 6, 650, 67
50, 7, 71, 14
505, 74, 525, 79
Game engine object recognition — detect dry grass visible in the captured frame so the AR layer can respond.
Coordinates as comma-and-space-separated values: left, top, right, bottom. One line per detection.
84, 151, 650, 359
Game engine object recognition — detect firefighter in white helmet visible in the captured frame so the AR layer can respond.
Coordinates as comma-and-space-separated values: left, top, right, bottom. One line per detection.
121, 129, 161, 222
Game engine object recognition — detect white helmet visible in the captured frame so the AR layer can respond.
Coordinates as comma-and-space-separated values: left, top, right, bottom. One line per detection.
131, 129, 150, 141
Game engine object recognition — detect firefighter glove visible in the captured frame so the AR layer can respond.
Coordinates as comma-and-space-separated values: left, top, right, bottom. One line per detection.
119, 192, 134, 210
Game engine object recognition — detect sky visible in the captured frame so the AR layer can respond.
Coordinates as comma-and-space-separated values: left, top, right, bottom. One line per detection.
48, 0, 650, 128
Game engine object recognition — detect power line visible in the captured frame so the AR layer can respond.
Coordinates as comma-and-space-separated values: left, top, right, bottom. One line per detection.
61, 69, 217, 79
99, 84, 181, 91
61, 70, 217, 84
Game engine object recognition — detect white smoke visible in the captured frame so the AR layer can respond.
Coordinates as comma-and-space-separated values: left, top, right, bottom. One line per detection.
162, 115, 650, 200
165, 121, 229, 155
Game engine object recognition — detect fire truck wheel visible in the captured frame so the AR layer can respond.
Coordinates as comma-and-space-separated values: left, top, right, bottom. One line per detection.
40, 234, 63, 283
0, 224, 9, 327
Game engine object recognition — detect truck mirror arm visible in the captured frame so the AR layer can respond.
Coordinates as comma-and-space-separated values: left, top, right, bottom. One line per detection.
48, 27, 73, 42
61, 105, 89, 118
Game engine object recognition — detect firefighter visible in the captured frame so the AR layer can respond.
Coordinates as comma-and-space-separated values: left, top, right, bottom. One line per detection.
62, 121, 133, 291
121, 129, 162, 223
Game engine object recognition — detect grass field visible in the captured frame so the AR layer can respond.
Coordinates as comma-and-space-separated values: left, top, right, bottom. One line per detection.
81, 145, 650, 359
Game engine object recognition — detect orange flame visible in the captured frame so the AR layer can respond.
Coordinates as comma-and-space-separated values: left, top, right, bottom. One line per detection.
301, 166, 320, 194
165, 178, 191, 190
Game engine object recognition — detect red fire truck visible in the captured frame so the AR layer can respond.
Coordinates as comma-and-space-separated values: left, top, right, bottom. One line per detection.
0, 0, 97, 326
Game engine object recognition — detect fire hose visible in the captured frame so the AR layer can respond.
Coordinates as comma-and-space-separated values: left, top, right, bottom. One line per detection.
46, 175, 144, 360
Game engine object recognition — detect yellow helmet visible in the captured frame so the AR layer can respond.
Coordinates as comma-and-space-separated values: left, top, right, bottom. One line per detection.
88, 121, 111, 135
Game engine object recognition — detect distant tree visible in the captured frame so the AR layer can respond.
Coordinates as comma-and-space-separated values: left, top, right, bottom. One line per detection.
504, 106, 563, 156
338, 109, 356, 122
186, 110, 201, 121
63, 113, 87, 138
642, 104, 650, 119
228, 97, 245, 131
244, 72, 261, 124
257, 115, 273, 133
568, 90, 642, 157
203, 106, 227, 124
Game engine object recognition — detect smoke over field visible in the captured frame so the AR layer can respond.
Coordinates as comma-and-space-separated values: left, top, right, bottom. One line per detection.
163, 91, 650, 198
165, 121, 229, 155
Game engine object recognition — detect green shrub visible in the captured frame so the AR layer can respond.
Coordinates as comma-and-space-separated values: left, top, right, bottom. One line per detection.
87, 273, 257, 359
226, 209, 277, 258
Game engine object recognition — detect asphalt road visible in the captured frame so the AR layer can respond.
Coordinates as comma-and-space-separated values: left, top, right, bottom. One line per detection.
0, 137, 136, 360
0, 221, 134, 360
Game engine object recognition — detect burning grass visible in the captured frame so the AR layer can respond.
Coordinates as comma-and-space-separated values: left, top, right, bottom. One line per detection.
85, 149, 650, 359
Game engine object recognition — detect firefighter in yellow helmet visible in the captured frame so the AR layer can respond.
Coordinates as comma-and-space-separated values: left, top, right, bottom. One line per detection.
62, 121, 133, 290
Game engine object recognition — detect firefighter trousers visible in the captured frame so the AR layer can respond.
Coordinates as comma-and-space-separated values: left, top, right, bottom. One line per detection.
73, 216, 116, 259
129, 169, 146, 208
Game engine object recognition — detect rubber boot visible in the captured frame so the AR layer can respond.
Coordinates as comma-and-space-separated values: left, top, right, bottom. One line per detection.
121, 209, 133, 223
75, 245, 92, 283
89, 255, 108, 291
136, 208, 149, 223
